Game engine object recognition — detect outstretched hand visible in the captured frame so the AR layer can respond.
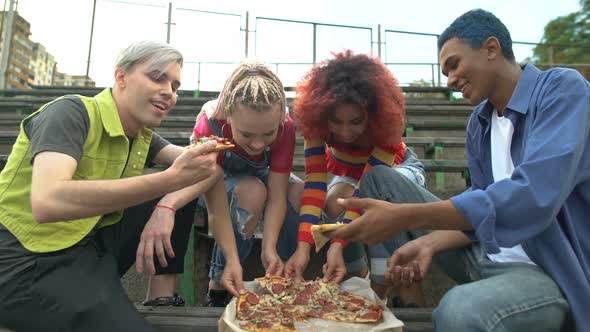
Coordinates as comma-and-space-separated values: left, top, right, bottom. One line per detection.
262, 248, 284, 277
221, 259, 245, 297
284, 243, 311, 282
325, 198, 408, 244
385, 239, 433, 288
322, 243, 346, 284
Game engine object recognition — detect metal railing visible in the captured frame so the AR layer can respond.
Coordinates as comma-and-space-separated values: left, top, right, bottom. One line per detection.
7, 0, 590, 90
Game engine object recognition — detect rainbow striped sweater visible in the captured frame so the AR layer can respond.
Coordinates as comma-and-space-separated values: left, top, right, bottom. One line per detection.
297, 138, 405, 247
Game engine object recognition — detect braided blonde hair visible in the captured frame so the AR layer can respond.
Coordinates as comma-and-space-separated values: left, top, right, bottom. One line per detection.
204, 59, 286, 123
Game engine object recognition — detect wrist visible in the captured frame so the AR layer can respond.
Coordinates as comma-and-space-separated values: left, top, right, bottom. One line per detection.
296, 241, 312, 254
225, 255, 240, 265
157, 196, 181, 211
162, 166, 180, 186
328, 242, 344, 253
416, 234, 437, 255
262, 240, 278, 253
154, 203, 176, 215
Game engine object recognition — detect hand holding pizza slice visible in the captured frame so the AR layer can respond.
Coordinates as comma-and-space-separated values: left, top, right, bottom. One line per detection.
310, 223, 347, 253
189, 135, 235, 152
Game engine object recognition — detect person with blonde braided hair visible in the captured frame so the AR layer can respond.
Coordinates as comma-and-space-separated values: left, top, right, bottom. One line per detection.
144, 59, 303, 307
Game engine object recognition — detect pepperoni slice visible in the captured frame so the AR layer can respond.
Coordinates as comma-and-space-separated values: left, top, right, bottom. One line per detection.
239, 300, 250, 309
306, 309, 321, 318
350, 297, 366, 305
283, 311, 295, 319
362, 310, 381, 320
305, 283, 320, 293
322, 303, 338, 312
294, 294, 310, 305
257, 320, 273, 328
280, 304, 294, 311
245, 292, 260, 305
272, 283, 286, 294
369, 304, 382, 311
346, 303, 362, 311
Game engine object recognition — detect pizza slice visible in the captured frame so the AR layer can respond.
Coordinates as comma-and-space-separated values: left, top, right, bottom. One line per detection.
236, 291, 296, 332
189, 135, 235, 151
310, 223, 346, 252
236, 291, 262, 320
255, 276, 292, 298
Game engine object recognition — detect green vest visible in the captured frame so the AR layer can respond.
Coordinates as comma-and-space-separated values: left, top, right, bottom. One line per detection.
0, 88, 153, 253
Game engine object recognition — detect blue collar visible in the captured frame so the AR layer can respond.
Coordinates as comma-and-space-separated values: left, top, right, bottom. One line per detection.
477, 63, 541, 126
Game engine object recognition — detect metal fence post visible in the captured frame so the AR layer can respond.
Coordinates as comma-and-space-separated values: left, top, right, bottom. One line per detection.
377, 24, 381, 59
245, 11, 249, 58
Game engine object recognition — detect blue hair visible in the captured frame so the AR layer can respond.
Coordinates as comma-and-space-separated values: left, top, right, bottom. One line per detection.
438, 9, 515, 62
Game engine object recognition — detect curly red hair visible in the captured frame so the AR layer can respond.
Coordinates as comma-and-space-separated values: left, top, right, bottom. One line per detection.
294, 50, 405, 145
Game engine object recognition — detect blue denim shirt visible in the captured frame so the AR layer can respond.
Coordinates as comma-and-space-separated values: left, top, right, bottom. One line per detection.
450, 64, 590, 329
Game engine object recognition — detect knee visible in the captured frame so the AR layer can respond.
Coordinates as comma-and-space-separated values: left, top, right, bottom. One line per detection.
433, 286, 486, 331
234, 177, 267, 215
324, 196, 345, 220
360, 166, 408, 199
324, 183, 355, 219
288, 175, 304, 211
363, 165, 393, 181
360, 165, 395, 194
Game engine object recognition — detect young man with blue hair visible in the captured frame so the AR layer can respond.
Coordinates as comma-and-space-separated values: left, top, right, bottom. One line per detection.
328, 9, 589, 331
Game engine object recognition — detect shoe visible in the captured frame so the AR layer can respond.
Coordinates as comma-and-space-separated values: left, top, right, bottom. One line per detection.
142, 293, 185, 307
389, 296, 420, 308
206, 289, 230, 307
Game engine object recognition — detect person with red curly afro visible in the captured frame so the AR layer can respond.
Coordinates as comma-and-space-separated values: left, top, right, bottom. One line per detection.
284, 50, 427, 307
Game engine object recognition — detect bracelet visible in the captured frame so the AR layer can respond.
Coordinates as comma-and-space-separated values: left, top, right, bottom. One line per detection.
154, 204, 176, 214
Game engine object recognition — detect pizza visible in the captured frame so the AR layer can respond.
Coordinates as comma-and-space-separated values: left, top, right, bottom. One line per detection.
236, 291, 297, 331
189, 135, 235, 151
235, 276, 383, 331
310, 223, 346, 252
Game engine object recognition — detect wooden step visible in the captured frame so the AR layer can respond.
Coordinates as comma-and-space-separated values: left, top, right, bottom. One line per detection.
137, 305, 434, 332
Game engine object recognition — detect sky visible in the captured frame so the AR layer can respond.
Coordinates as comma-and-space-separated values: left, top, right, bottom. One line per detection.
9, 0, 582, 90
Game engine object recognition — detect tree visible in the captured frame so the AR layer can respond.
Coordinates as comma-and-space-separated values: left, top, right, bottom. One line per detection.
532, 0, 590, 65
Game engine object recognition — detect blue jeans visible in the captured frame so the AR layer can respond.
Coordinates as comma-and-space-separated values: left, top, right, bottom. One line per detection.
200, 171, 299, 283
361, 165, 571, 331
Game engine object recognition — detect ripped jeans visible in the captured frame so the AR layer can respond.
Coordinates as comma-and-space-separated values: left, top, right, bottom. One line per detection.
199, 171, 300, 283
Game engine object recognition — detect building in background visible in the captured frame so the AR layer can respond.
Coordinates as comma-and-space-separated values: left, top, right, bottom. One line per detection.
0, 11, 35, 89
30, 42, 56, 86
1, 8, 94, 90
52, 72, 95, 87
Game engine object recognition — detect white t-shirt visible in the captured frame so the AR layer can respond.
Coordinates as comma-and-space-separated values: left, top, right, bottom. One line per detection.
487, 109, 536, 265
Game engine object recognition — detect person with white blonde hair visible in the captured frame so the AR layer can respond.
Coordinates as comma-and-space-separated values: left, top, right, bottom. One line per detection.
0, 41, 222, 331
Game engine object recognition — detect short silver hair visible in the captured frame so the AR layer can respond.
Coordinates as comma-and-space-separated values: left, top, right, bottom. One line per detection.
115, 41, 183, 74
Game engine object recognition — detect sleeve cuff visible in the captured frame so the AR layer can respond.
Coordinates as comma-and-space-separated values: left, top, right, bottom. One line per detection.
330, 238, 349, 248
298, 231, 314, 244
450, 190, 501, 254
